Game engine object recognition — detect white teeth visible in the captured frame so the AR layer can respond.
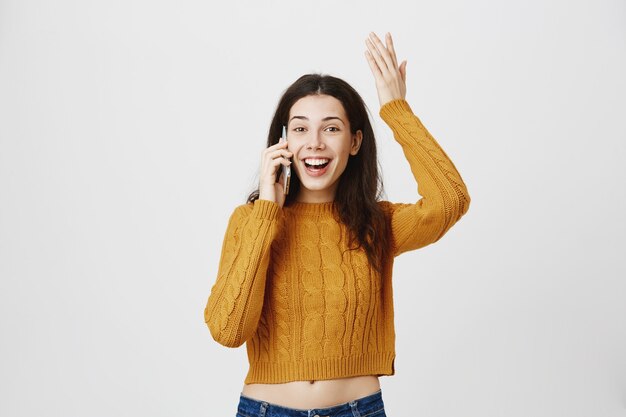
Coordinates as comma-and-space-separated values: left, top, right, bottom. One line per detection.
304, 158, 329, 166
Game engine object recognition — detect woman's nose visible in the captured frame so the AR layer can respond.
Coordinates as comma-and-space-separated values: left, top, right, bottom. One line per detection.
306, 132, 325, 150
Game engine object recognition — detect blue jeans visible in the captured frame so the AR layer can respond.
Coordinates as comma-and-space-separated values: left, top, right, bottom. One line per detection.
236, 389, 387, 417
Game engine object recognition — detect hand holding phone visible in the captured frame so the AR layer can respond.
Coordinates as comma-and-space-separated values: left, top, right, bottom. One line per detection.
258, 130, 291, 207
281, 125, 291, 195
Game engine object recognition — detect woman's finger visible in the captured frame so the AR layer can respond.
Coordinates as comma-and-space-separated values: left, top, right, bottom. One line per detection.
263, 156, 291, 182
272, 157, 292, 170
386, 33, 398, 69
364, 49, 383, 80
365, 39, 389, 78
274, 171, 286, 206
399, 60, 407, 83
265, 148, 293, 159
265, 138, 289, 152
369, 32, 395, 74
365, 38, 388, 76
263, 144, 289, 160
262, 154, 290, 169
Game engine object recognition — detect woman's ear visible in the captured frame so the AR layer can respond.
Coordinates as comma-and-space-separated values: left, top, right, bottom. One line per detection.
350, 130, 363, 155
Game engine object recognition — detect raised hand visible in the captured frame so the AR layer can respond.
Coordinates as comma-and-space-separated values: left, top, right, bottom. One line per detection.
365, 32, 407, 107
258, 137, 292, 208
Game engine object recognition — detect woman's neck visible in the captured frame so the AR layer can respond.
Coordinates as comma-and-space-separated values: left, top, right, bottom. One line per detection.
294, 190, 336, 204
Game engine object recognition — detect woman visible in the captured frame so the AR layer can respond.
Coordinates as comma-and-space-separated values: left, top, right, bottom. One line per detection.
204, 32, 471, 417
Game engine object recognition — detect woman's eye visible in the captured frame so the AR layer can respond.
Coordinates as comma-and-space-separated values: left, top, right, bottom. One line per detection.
326, 126, 340, 132
293, 127, 305, 132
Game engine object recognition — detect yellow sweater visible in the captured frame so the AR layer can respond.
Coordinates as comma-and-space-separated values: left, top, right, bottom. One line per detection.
204, 99, 471, 384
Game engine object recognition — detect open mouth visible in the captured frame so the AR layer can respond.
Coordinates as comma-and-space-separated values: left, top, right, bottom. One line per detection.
304, 161, 330, 170
302, 158, 332, 176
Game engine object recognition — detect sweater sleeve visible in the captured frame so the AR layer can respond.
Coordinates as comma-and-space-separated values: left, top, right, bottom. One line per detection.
379, 99, 471, 257
204, 198, 281, 347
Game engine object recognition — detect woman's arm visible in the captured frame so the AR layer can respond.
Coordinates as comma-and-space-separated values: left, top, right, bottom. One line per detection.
205, 124, 289, 346
204, 199, 280, 347
379, 99, 470, 256
366, 32, 470, 256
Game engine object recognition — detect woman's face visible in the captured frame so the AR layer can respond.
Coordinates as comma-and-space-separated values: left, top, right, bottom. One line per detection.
287, 94, 363, 203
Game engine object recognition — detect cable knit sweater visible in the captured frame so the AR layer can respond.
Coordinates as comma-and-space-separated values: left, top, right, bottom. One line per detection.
204, 99, 471, 384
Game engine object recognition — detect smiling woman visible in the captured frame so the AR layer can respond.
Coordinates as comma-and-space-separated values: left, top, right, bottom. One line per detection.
250, 71, 390, 276
203, 32, 471, 417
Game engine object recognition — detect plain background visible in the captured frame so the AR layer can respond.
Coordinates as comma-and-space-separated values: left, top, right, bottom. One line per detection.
1, 0, 625, 416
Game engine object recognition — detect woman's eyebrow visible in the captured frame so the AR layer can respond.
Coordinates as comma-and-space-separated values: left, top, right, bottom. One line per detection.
289, 116, 345, 125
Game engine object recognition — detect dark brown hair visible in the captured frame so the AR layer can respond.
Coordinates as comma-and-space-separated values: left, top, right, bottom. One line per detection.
247, 74, 391, 275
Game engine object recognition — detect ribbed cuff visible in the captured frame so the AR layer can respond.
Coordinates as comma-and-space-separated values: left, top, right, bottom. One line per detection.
379, 99, 413, 122
251, 199, 281, 220
243, 352, 395, 384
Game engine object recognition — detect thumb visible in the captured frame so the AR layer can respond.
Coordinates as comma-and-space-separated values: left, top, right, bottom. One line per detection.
277, 169, 285, 187
400, 60, 407, 82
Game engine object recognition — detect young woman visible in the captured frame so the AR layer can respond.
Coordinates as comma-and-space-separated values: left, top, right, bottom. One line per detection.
204, 32, 471, 417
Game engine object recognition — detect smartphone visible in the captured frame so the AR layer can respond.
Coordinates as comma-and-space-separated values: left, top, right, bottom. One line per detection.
281, 125, 291, 195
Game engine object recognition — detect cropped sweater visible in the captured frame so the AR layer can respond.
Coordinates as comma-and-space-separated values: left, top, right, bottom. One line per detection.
204, 99, 471, 384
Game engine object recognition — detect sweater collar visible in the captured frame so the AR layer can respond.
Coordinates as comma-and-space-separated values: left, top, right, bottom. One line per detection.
285, 200, 337, 216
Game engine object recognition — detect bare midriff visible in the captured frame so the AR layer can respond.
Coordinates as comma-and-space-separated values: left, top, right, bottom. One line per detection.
240, 375, 380, 409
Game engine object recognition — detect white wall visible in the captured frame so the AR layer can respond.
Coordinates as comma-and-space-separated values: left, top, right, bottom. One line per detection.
1, 0, 625, 416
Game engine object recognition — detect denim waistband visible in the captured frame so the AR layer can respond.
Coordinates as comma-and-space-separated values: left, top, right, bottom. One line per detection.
237, 388, 385, 417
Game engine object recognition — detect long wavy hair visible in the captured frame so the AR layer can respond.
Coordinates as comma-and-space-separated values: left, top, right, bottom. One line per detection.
247, 74, 392, 276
